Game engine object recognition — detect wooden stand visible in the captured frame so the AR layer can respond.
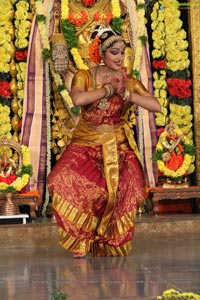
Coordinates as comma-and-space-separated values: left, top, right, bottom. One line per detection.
0, 193, 39, 219
148, 186, 200, 215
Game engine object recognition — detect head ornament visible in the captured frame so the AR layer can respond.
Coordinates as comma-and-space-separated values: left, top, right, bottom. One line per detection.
89, 26, 124, 64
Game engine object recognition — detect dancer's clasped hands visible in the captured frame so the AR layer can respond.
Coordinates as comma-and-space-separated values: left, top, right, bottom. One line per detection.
110, 67, 127, 96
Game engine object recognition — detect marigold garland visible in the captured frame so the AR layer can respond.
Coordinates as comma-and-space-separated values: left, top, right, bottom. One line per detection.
35, 0, 123, 111
151, 0, 195, 182
68, 10, 88, 27
60, 0, 122, 70
11, 0, 32, 143
151, 1, 168, 127
164, 0, 193, 138
0, 0, 13, 139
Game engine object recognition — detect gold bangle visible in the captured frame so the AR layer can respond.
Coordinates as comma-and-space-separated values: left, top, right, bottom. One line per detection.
104, 84, 114, 98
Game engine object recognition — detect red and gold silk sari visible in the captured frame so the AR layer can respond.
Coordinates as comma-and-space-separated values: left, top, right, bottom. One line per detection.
48, 70, 147, 256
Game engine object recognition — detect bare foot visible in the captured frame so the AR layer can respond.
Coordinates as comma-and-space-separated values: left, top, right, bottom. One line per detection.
73, 253, 87, 259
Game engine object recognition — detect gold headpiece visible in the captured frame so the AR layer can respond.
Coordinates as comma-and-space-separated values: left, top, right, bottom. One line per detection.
97, 26, 124, 54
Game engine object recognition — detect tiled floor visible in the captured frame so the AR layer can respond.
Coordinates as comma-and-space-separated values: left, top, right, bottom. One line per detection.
0, 215, 200, 300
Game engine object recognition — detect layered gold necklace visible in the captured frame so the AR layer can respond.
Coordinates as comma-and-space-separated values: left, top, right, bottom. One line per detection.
97, 66, 116, 79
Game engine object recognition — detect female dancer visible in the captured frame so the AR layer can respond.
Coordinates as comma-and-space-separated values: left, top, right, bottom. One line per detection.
47, 27, 161, 258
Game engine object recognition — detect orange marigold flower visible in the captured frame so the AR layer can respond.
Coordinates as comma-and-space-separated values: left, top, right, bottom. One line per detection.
68, 10, 88, 26
93, 12, 113, 25
89, 36, 101, 64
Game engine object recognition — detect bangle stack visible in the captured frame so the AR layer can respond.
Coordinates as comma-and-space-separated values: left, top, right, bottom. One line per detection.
103, 83, 114, 98
97, 84, 114, 110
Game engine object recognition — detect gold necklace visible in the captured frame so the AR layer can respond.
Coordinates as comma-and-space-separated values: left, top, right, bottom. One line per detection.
98, 67, 116, 79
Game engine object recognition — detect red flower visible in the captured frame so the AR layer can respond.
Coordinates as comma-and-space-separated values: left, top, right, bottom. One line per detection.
16, 51, 25, 61
0, 80, 11, 98
15, 50, 28, 61
152, 59, 166, 69
167, 78, 192, 98
81, 0, 96, 6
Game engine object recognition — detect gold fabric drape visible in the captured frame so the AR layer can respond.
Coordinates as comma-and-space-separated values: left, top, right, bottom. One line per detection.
188, 0, 200, 184
71, 118, 141, 239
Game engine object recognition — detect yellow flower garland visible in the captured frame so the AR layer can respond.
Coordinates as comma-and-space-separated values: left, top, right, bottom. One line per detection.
0, 0, 13, 140
0, 144, 32, 193
156, 128, 195, 178
0, 104, 12, 140
0, 0, 13, 74
164, 1, 193, 139
151, 1, 168, 127
111, 0, 121, 18
14, 0, 31, 118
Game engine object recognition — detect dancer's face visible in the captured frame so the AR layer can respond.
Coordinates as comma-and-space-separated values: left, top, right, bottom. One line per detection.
103, 40, 126, 71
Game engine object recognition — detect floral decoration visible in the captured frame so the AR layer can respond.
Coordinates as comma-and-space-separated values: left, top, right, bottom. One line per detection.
153, 127, 195, 180
94, 12, 113, 24
81, 0, 96, 7
68, 10, 88, 26
151, 1, 168, 127
0, 81, 11, 99
0, 0, 13, 139
35, 0, 123, 111
167, 77, 192, 99
164, 0, 193, 140
13, 0, 31, 136
157, 288, 200, 300
89, 36, 101, 64
34, 0, 74, 109
151, 0, 195, 182
60, 0, 122, 70
60, 0, 88, 70
0, 144, 33, 194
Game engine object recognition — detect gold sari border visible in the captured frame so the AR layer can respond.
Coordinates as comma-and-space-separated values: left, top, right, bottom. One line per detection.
52, 192, 99, 232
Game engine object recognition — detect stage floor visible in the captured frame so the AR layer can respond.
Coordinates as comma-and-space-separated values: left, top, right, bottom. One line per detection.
0, 214, 200, 300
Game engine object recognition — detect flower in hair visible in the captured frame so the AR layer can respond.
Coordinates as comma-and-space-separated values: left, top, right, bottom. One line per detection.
89, 36, 101, 64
